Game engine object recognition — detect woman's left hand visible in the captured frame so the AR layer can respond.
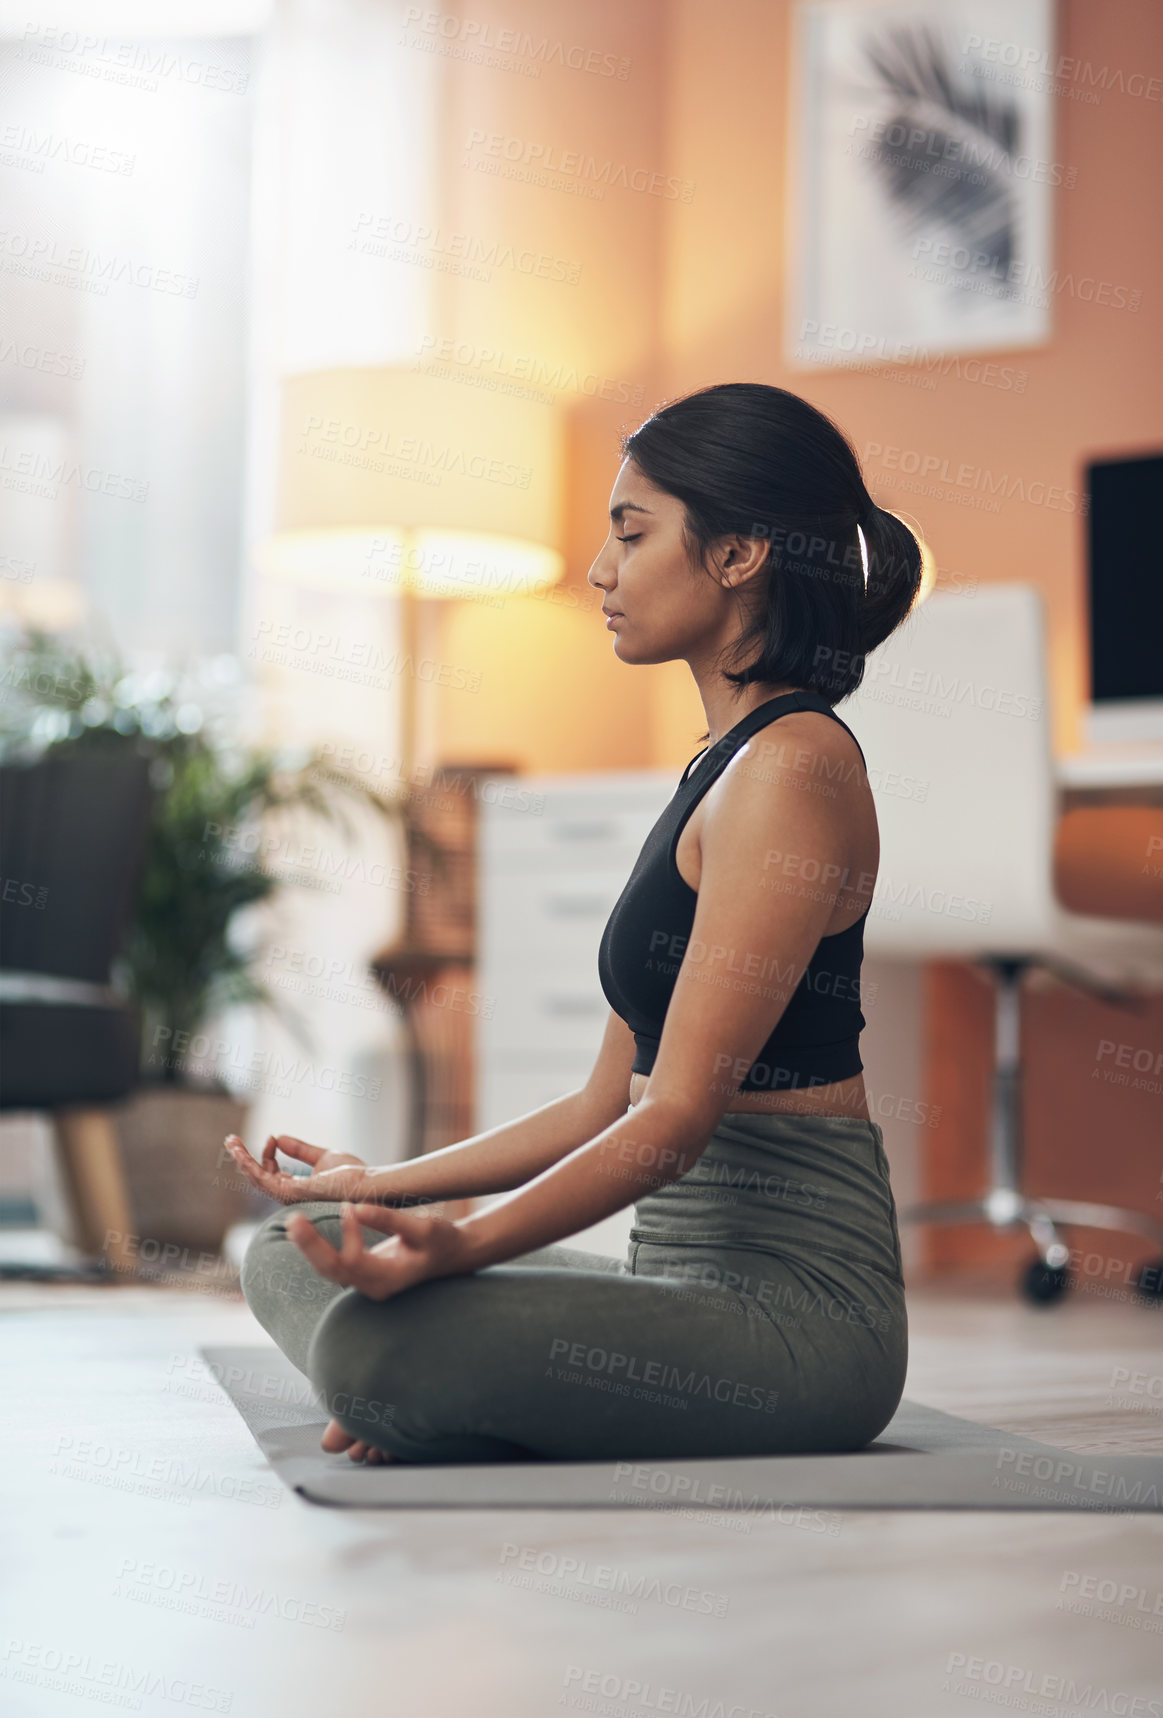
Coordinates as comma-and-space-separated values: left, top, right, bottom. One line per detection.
286, 1201, 474, 1300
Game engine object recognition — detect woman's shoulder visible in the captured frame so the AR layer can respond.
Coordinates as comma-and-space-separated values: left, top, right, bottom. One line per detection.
731, 706, 867, 788
693, 708, 870, 848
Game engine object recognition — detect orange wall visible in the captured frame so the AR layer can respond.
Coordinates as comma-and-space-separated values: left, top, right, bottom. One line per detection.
434, 0, 675, 772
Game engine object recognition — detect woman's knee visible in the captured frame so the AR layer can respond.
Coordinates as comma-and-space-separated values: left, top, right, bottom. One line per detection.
306, 1283, 473, 1452
239, 1202, 343, 1318
306, 1291, 520, 1464
306, 1291, 417, 1446
240, 1206, 289, 1303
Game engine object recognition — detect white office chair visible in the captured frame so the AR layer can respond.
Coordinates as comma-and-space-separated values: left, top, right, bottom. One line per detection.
841, 583, 1163, 1302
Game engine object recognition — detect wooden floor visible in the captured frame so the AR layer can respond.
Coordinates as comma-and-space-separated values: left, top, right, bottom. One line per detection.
4, 1258, 1162, 1718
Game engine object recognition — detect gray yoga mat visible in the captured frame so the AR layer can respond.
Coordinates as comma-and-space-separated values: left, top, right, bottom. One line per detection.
202, 1343, 1162, 1512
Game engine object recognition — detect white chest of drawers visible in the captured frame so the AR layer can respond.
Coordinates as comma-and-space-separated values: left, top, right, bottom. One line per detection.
475, 769, 676, 1255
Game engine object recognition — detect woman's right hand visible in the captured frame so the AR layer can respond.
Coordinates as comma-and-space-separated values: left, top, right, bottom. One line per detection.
225, 1133, 371, 1206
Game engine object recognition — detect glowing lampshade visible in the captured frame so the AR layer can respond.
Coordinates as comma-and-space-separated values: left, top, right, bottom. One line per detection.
261, 365, 564, 599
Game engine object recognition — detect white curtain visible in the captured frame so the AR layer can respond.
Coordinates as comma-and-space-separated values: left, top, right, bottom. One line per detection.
0, 24, 252, 656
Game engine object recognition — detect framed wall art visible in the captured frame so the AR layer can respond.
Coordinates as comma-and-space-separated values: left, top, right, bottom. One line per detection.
785, 0, 1057, 368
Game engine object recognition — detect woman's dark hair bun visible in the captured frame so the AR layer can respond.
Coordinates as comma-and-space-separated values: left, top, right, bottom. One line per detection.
857, 504, 924, 658
622, 383, 924, 702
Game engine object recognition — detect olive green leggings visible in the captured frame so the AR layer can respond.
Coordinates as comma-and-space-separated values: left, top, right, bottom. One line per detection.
240, 1109, 908, 1463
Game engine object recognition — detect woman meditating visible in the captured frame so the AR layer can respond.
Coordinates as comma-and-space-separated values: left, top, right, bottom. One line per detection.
230, 381, 921, 1466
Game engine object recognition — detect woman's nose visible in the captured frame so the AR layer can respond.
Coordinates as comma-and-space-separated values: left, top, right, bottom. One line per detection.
587, 542, 615, 588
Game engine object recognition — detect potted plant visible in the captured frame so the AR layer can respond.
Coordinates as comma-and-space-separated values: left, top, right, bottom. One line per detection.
0, 625, 446, 1259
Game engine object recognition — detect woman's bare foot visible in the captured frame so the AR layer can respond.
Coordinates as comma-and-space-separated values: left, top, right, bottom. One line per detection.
320, 1415, 395, 1465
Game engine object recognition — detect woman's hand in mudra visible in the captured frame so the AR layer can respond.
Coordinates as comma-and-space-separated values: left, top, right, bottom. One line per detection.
285, 1199, 471, 1301
224, 1133, 370, 1206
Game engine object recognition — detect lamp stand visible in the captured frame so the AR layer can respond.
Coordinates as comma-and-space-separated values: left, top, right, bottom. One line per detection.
396, 534, 445, 787
399, 577, 418, 787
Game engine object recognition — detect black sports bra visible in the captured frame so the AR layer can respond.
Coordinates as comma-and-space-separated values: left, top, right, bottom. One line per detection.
596, 689, 872, 1094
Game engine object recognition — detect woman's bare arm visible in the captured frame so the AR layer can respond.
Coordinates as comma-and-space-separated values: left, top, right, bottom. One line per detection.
362, 1007, 638, 1202
227, 1008, 641, 1207
362, 1089, 604, 1204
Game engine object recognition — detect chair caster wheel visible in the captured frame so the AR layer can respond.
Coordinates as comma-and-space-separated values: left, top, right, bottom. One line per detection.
1133, 1259, 1163, 1303
1021, 1257, 1071, 1304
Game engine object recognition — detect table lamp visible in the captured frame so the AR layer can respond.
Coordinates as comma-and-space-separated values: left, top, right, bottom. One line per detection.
258, 363, 565, 779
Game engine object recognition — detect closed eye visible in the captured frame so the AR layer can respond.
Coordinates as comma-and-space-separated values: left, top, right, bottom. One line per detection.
615, 533, 641, 544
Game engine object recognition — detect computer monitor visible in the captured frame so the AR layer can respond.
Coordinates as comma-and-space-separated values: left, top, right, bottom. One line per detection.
1084, 452, 1163, 745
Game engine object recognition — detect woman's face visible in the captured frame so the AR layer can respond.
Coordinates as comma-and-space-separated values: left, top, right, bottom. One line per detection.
586, 458, 768, 667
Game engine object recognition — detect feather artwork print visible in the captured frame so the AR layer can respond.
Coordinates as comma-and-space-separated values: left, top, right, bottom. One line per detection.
859, 21, 1023, 297
786, 0, 1053, 364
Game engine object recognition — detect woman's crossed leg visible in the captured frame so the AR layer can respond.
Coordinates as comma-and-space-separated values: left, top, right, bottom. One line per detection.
240, 1199, 893, 1464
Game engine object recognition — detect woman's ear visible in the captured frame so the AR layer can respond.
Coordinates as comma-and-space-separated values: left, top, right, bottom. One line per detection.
716, 532, 771, 588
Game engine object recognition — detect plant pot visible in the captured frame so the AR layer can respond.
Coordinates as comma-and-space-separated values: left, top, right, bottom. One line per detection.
111, 1085, 254, 1259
